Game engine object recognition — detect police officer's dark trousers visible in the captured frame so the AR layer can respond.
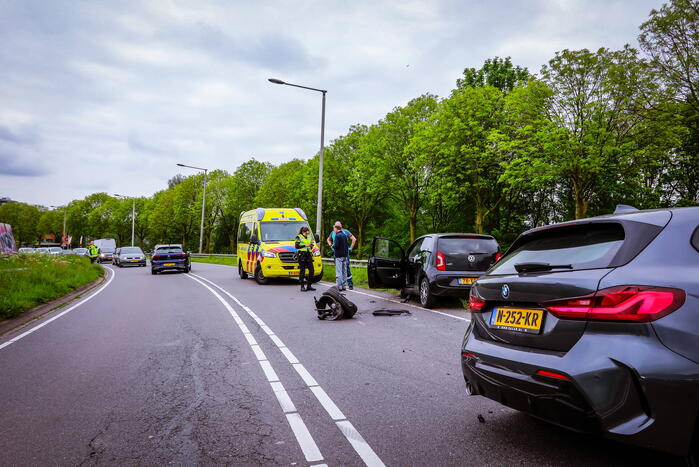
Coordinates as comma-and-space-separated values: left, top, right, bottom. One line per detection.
298, 252, 315, 291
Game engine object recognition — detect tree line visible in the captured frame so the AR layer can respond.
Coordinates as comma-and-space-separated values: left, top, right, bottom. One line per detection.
1, 0, 697, 257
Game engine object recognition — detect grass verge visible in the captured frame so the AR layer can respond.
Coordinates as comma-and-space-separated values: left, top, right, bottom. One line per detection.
0, 254, 102, 320
190, 256, 237, 266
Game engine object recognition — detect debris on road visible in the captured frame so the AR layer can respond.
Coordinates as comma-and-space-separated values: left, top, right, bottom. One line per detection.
315, 286, 357, 320
371, 309, 411, 316
477, 414, 486, 423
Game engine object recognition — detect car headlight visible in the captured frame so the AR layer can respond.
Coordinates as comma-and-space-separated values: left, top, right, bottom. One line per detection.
99, 253, 105, 257
261, 250, 276, 258
312, 250, 321, 257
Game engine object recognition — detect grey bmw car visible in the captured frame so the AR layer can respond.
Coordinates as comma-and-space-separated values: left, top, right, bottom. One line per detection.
461, 206, 698, 461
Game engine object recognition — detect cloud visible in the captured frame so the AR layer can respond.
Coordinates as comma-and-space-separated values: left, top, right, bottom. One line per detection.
0, 125, 39, 146
0, 0, 664, 205
0, 151, 49, 177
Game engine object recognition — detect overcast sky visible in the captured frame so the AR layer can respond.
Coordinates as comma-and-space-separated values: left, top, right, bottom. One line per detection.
1, 0, 663, 206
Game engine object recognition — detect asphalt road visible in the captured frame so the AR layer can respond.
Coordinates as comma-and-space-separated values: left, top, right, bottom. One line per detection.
0, 262, 684, 466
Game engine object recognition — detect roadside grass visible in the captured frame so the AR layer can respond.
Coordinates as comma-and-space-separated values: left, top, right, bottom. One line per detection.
0, 254, 102, 320
190, 256, 237, 266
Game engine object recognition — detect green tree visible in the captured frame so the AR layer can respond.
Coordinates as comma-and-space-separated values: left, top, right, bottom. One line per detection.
374, 94, 439, 242
37, 209, 64, 243
639, 0, 699, 127
457, 57, 531, 93
539, 47, 662, 218
0, 202, 40, 246
414, 86, 506, 234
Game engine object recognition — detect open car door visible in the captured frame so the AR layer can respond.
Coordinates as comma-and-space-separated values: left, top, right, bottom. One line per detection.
367, 237, 406, 289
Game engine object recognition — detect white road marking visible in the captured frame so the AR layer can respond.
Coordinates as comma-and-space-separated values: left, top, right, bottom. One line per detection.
191, 273, 386, 467
286, 413, 324, 462
279, 346, 299, 364
292, 363, 319, 387
318, 281, 471, 322
259, 360, 280, 382
0, 266, 116, 351
270, 381, 297, 413
185, 275, 325, 463
336, 420, 385, 467
310, 386, 346, 420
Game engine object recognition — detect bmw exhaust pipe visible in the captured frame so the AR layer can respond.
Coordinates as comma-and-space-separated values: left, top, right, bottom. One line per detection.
465, 381, 474, 396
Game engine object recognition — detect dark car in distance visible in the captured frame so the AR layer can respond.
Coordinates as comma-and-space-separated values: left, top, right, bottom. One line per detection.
367, 234, 501, 307
97, 247, 115, 263
151, 245, 191, 274
461, 206, 699, 461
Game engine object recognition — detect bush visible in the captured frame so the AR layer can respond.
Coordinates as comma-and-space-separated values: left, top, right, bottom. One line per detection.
0, 254, 102, 320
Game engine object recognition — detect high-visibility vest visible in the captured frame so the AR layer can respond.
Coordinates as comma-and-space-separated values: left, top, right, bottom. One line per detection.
88, 245, 98, 257
295, 235, 312, 253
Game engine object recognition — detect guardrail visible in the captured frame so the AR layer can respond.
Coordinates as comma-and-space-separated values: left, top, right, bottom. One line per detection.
190, 253, 368, 268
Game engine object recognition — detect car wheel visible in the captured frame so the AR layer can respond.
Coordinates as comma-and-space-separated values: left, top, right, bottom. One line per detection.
399, 287, 409, 299
239, 261, 248, 279
151, 269, 157, 275
311, 270, 323, 283
419, 277, 435, 308
254, 264, 269, 285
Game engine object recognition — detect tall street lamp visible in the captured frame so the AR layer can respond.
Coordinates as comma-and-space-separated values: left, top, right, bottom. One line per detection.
113, 194, 135, 246
268, 78, 326, 238
176, 163, 208, 254
50, 205, 68, 248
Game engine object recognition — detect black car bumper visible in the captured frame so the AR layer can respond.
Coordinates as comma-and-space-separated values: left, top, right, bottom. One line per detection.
429, 273, 482, 297
151, 260, 188, 272
461, 324, 699, 456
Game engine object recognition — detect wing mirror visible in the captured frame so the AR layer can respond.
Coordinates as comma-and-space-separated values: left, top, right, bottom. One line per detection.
250, 234, 259, 244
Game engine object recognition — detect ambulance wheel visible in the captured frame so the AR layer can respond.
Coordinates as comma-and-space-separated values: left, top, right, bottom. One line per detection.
254, 264, 269, 285
238, 261, 248, 279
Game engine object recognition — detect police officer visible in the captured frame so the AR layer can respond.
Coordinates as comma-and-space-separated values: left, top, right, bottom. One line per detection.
87, 241, 99, 263
295, 226, 316, 292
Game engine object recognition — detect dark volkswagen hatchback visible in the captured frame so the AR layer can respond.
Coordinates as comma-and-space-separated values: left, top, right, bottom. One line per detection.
368, 234, 501, 307
151, 245, 191, 274
461, 206, 699, 461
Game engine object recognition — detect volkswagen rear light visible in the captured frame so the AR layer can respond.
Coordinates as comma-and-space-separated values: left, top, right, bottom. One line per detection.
151, 254, 162, 260
436, 251, 446, 271
494, 252, 502, 262
542, 286, 685, 322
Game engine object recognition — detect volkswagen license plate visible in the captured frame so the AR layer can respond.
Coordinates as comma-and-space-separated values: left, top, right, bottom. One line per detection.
164, 263, 175, 266
490, 307, 544, 334
458, 278, 475, 285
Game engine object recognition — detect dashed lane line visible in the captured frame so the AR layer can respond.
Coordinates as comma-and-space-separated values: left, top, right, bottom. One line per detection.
318, 281, 471, 322
0, 266, 116, 351
191, 273, 386, 467
185, 274, 324, 463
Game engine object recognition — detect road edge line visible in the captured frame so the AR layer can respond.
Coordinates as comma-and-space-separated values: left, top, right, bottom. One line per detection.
0, 266, 117, 351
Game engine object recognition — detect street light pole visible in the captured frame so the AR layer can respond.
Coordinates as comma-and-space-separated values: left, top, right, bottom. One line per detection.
114, 194, 135, 246
268, 78, 327, 238
176, 163, 208, 254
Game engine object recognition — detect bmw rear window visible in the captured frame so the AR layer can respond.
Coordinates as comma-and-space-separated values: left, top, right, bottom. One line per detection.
489, 223, 625, 275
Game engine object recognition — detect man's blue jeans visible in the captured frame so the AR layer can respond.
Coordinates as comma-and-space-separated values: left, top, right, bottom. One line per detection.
335, 257, 348, 290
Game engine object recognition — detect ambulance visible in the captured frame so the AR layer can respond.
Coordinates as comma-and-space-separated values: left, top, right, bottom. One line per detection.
237, 208, 323, 284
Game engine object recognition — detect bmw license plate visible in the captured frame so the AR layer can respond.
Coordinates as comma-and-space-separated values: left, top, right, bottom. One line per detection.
164, 263, 175, 266
130, 260, 139, 262
490, 307, 544, 334
458, 278, 476, 285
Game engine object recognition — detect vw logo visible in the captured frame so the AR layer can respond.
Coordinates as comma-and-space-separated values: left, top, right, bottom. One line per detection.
501, 284, 510, 299
467, 254, 476, 263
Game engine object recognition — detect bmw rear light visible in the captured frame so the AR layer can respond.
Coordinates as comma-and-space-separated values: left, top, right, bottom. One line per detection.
542, 286, 686, 322
468, 289, 486, 312
494, 252, 502, 262
436, 251, 446, 271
